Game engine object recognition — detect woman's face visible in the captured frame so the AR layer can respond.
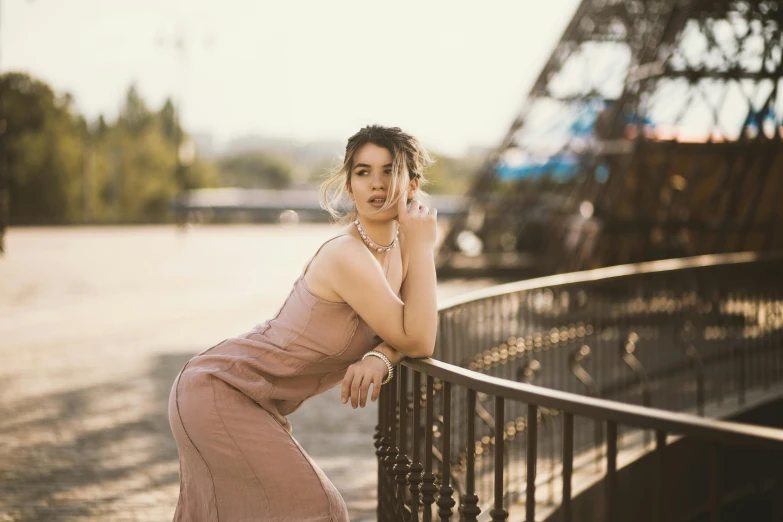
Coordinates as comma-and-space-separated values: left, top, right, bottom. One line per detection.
348, 142, 416, 219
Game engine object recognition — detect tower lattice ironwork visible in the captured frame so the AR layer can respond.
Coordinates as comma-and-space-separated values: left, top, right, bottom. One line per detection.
438, 0, 783, 277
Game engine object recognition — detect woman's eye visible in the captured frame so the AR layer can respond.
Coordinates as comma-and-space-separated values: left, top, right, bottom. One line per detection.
356, 170, 368, 176
384, 170, 392, 175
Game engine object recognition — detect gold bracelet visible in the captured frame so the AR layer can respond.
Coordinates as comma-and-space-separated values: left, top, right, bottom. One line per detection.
362, 350, 394, 385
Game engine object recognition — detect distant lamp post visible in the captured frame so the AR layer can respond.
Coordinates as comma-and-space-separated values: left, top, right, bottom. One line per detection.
156, 24, 214, 229
178, 137, 196, 166
0, 111, 7, 254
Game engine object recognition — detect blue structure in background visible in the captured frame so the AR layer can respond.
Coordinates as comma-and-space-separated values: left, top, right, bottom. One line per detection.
495, 153, 581, 181
495, 99, 607, 181
496, 99, 653, 182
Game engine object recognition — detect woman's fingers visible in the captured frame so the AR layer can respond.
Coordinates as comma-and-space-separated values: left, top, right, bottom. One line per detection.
350, 373, 364, 408
359, 377, 370, 408
370, 374, 381, 403
340, 367, 354, 404
395, 196, 438, 248
406, 199, 436, 218
341, 361, 388, 408
397, 190, 409, 220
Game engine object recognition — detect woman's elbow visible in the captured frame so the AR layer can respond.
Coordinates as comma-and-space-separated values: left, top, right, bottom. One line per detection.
408, 340, 436, 359
395, 323, 437, 358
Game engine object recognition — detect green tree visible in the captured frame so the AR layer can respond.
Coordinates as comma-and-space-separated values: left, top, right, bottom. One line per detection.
95, 114, 109, 137
119, 84, 152, 136
0, 73, 86, 223
0, 72, 219, 225
89, 103, 218, 223
423, 151, 482, 195
159, 98, 179, 141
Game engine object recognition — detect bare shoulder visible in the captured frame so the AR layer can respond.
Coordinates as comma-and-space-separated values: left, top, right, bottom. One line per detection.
302, 234, 373, 302
319, 234, 366, 263
318, 234, 387, 280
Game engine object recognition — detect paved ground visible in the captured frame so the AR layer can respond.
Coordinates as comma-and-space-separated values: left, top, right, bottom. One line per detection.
0, 224, 495, 522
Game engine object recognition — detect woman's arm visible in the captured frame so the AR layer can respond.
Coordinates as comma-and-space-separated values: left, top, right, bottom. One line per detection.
329, 196, 438, 358
397, 234, 438, 357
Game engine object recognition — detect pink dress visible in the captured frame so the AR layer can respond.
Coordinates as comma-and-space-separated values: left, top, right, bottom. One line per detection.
168, 233, 383, 521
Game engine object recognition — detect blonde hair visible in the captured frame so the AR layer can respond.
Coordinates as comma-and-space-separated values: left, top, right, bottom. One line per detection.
319, 125, 434, 223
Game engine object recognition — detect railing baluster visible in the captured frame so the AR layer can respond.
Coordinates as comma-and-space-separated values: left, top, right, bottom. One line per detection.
546, 411, 556, 505
685, 345, 705, 416
525, 404, 536, 522
421, 376, 437, 522
621, 334, 651, 446
460, 389, 481, 521
437, 381, 455, 520
763, 293, 771, 391
377, 384, 389, 521
594, 419, 603, 472
377, 388, 391, 522
387, 366, 400, 519
395, 365, 412, 520
736, 345, 746, 406
655, 430, 666, 522
776, 459, 783, 522
409, 371, 423, 522
569, 345, 602, 470
562, 412, 574, 522
708, 443, 721, 522
376, 386, 383, 517
606, 421, 617, 522
491, 396, 509, 521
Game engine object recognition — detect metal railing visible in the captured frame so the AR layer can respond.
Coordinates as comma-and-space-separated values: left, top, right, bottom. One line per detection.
376, 252, 783, 521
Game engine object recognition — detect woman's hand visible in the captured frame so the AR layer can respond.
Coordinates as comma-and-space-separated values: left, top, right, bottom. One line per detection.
395, 189, 438, 248
340, 355, 389, 408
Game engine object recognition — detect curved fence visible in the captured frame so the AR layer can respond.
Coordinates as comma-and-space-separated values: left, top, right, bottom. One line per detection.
376, 252, 783, 521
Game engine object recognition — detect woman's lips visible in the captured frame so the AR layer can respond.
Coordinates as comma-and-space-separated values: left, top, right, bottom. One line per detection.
367, 196, 387, 208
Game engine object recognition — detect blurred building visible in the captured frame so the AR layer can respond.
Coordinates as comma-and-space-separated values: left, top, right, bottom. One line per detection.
177, 188, 466, 224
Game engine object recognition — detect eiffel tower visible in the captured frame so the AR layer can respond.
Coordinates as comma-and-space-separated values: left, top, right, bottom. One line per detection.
437, 0, 783, 278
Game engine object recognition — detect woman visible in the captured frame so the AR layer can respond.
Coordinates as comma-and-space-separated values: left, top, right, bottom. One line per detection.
168, 124, 439, 521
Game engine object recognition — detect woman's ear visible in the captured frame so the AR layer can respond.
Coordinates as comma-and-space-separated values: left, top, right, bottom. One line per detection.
406, 177, 420, 200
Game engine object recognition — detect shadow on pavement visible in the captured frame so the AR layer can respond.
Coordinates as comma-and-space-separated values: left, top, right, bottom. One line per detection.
0, 351, 380, 521
0, 352, 191, 521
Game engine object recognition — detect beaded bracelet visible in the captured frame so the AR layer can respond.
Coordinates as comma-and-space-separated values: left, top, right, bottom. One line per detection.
362, 350, 394, 385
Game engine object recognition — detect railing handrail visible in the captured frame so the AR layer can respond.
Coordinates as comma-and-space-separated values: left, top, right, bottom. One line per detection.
437, 251, 781, 312
402, 357, 783, 448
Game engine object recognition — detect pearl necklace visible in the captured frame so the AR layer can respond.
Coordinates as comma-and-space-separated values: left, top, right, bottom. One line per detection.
354, 219, 399, 253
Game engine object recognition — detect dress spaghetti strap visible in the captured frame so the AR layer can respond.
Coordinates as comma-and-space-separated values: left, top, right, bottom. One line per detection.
301, 233, 351, 278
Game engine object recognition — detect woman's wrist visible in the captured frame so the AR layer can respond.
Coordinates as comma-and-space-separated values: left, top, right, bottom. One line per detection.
362, 351, 394, 384
373, 342, 406, 366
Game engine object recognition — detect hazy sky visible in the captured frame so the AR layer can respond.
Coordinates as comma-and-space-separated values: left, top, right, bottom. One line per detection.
3, 0, 579, 155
